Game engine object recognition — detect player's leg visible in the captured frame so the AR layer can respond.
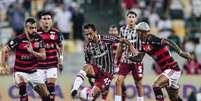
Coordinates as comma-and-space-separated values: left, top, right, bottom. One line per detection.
46, 68, 58, 101
101, 86, 109, 101
166, 87, 182, 101
14, 72, 29, 101
115, 63, 129, 101
152, 72, 169, 101
121, 81, 126, 101
33, 83, 50, 101
165, 69, 182, 101
71, 64, 95, 97
132, 63, 144, 101
30, 70, 50, 101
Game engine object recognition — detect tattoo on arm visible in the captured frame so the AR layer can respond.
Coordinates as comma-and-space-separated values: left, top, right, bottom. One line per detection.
163, 39, 181, 54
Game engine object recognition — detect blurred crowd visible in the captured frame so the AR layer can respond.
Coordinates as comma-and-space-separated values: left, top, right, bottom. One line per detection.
118, 0, 201, 75
119, 0, 201, 54
0, 0, 85, 48
0, 0, 201, 75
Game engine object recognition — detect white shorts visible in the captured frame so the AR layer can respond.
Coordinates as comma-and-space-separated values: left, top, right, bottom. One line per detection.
37, 68, 58, 82
162, 69, 181, 89
14, 71, 44, 87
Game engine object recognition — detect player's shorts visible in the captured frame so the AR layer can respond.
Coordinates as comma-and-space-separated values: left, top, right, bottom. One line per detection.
14, 71, 44, 87
37, 67, 58, 82
161, 69, 181, 89
118, 62, 143, 81
91, 64, 113, 92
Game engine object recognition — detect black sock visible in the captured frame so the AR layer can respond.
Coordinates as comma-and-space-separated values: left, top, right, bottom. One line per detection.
19, 82, 28, 101
47, 82, 55, 101
153, 87, 164, 101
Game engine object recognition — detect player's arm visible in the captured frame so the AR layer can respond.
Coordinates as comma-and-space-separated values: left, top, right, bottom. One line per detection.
26, 43, 46, 60
127, 52, 145, 62
84, 43, 91, 64
162, 39, 193, 60
0, 39, 18, 75
114, 42, 123, 65
57, 32, 64, 63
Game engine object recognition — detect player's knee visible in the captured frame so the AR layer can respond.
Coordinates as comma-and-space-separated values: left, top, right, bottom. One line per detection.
83, 64, 93, 73
116, 78, 123, 87
152, 81, 161, 89
135, 81, 143, 89
18, 82, 27, 96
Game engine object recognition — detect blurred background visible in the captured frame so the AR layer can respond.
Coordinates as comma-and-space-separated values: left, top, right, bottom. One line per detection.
0, 0, 201, 101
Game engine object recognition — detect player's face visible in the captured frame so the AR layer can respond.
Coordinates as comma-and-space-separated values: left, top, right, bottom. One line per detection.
127, 14, 137, 26
84, 28, 96, 42
109, 27, 118, 35
40, 15, 53, 29
25, 23, 37, 35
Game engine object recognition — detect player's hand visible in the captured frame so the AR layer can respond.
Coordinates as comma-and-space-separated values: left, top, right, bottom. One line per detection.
58, 56, 64, 73
26, 43, 33, 53
179, 51, 193, 61
0, 64, 9, 75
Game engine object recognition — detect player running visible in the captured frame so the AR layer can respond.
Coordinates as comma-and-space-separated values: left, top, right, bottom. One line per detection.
0, 18, 50, 101
128, 22, 193, 101
37, 10, 64, 101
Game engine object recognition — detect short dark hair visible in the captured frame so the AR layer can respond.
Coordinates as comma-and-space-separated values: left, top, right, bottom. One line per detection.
127, 11, 137, 17
110, 25, 117, 29
38, 10, 53, 19
25, 17, 36, 24
83, 24, 96, 31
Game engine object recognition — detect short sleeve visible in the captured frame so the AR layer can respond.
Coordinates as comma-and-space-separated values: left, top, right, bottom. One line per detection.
7, 38, 20, 51
57, 32, 64, 47
147, 34, 163, 45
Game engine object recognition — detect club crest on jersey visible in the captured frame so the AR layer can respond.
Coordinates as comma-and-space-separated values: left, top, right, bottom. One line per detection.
50, 34, 55, 40
34, 42, 39, 48
142, 44, 152, 52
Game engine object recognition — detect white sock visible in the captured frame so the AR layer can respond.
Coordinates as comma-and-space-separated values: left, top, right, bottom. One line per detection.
137, 96, 144, 101
72, 70, 86, 90
115, 95, 122, 101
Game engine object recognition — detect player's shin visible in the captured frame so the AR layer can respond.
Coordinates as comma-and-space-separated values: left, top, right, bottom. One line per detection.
71, 70, 87, 97
153, 87, 164, 101
19, 82, 28, 101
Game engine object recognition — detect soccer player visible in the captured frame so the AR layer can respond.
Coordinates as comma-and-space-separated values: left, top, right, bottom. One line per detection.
115, 11, 144, 101
70, 24, 127, 101
0, 18, 50, 101
37, 11, 64, 101
128, 22, 193, 101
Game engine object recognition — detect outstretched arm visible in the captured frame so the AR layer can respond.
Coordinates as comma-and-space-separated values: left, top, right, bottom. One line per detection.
0, 46, 10, 75
162, 39, 193, 60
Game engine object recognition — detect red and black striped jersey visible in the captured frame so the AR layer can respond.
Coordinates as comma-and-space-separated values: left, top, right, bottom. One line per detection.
84, 35, 119, 74
7, 33, 45, 73
37, 28, 64, 69
136, 34, 180, 71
